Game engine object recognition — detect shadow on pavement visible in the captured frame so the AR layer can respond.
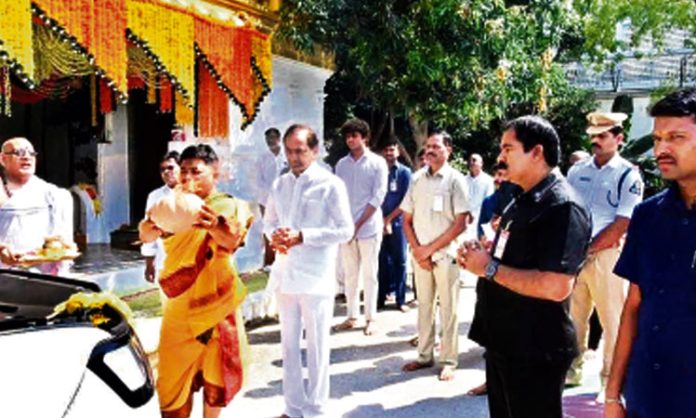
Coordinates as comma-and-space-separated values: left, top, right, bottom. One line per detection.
343, 393, 487, 418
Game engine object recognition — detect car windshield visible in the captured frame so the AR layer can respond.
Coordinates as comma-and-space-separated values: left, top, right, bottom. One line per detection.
0, 269, 100, 331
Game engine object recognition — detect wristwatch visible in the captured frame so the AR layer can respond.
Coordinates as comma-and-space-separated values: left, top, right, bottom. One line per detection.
484, 259, 500, 282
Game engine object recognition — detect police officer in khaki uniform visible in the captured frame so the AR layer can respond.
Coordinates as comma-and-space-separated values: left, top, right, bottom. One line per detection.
566, 112, 644, 399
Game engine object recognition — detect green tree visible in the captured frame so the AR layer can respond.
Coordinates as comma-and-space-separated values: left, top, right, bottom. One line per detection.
279, 0, 584, 153
566, 0, 696, 62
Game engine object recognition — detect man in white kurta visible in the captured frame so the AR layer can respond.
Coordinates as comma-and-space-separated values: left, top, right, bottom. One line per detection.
264, 125, 353, 418
334, 119, 388, 335
141, 151, 180, 283
0, 137, 73, 275
257, 127, 288, 210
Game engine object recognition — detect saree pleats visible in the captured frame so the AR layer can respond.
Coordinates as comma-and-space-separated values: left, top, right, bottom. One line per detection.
157, 193, 252, 415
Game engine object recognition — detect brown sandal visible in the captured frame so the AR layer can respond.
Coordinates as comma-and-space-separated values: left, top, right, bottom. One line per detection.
402, 360, 434, 372
332, 319, 357, 332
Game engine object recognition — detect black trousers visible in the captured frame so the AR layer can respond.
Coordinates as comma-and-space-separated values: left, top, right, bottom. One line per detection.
486, 352, 572, 418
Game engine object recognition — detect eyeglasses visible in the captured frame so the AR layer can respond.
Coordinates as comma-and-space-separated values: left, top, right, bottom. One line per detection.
4, 149, 38, 158
160, 165, 177, 172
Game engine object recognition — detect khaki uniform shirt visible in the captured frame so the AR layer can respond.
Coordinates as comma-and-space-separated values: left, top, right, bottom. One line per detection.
401, 163, 470, 260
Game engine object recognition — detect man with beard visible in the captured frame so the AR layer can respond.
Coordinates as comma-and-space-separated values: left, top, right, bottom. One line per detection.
565, 112, 643, 399
605, 88, 696, 418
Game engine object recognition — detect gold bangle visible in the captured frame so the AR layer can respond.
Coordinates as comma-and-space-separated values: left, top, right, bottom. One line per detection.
605, 397, 623, 405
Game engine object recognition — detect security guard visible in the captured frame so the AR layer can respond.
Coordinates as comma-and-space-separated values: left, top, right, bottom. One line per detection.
566, 111, 644, 397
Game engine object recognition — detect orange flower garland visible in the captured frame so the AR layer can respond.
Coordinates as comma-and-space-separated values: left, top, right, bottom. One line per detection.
92, 0, 127, 97
197, 62, 229, 139
194, 17, 254, 123
232, 27, 253, 118
194, 16, 237, 90
159, 75, 172, 113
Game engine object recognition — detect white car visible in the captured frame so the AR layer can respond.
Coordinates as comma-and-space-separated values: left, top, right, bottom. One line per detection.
0, 269, 159, 417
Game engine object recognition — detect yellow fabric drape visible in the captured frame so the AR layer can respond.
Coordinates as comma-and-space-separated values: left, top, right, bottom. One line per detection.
157, 193, 253, 415
0, 0, 35, 83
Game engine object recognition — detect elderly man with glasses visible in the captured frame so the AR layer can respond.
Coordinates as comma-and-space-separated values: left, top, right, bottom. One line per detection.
0, 137, 74, 275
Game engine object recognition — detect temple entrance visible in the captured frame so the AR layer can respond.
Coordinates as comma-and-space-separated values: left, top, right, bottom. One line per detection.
127, 89, 174, 223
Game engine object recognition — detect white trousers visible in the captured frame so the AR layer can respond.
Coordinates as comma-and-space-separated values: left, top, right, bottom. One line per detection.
340, 236, 382, 321
278, 293, 334, 418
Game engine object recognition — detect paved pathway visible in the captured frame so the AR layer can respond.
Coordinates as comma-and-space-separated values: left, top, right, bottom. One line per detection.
141, 276, 605, 418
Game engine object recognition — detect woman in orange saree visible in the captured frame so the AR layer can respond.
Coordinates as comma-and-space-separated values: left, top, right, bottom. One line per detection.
140, 144, 253, 418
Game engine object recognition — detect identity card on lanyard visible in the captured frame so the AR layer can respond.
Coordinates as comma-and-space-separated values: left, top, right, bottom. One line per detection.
494, 220, 512, 259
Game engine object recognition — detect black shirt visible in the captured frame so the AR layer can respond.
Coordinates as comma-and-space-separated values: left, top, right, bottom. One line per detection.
469, 171, 591, 364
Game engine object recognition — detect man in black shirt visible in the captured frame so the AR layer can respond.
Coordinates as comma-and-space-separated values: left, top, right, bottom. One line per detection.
458, 115, 591, 418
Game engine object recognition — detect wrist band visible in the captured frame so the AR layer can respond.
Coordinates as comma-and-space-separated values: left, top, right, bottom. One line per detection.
605, 397, 623, 405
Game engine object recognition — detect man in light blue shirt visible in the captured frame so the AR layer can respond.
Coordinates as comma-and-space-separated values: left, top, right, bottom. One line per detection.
566, 111, 643, 396
334, 119, 388, 335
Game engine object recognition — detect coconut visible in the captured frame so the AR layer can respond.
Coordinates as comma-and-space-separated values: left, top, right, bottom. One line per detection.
148, 192, 204, 234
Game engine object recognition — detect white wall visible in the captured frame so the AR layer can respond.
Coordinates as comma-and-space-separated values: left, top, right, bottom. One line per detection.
90, 106, 130, 243
225, 56, 333, 272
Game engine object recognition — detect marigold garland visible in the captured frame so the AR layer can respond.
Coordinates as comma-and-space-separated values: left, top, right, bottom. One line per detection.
232, 27, 253, 118
0, 65, 11, 116
1, 0, 272, 130
92, 0, 127, 97
0, 0, 35, 87
34, 23, 92, 83
159, 75, 173, 113
251, 31, 272, 90
32, 0, 127, 97
127, 0, 194, 105
100, 77, 114, 114
175, 90, 194, 126
90, 73, 98, 126
197, 61, 229, 139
